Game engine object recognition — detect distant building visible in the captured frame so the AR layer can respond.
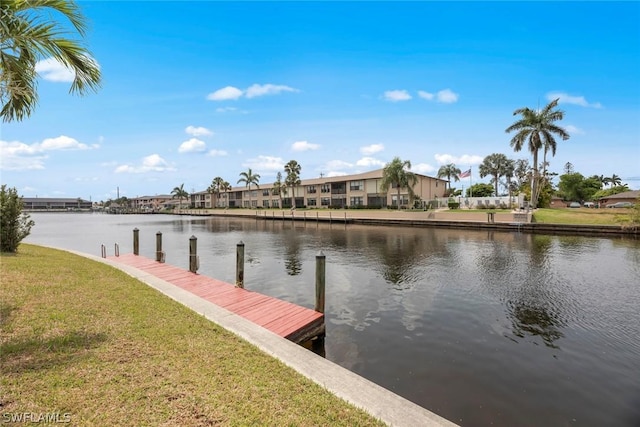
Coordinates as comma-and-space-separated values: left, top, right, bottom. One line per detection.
22, 197, 92, 211
190, 168, 448, 209
130, 195, 173, 212
599, 190, 640, 207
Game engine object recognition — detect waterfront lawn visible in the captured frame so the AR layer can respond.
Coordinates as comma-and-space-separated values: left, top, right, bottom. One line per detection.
532, 208, 631, 225
0, 244, 384, 426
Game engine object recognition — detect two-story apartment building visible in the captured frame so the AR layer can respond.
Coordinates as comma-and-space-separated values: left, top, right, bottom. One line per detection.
189, 168, 447, 209
130, 195, 174, 212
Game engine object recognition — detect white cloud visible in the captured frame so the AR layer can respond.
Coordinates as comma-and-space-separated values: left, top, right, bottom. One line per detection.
114, 154, 175, 173
242, 155, 285, 171
291, 140, 320, 152
207, 86, 244, 101
412, 163, 436, 174
245, 84, 298, 98
418, 90, 434, 100
207, 149, 228, 157
208, 84, 299, 101
178, 138, 207, 153
327, 171, 348, 177
325, 160, 353, 170
546, 92, 602, 108
356, 157, 384, 167
40, 135, 96, 151
35, 58, 75, 82
360, 143, 384, 155
185, 125, 213, 137
215, 107, 237, 113
0, 136, 96, 171
434, 153, 483, 165
436, 89, 459, 103
565, 124, 585, 135
383, 90, 412, 102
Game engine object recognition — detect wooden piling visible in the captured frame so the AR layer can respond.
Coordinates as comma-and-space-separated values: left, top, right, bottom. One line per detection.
315, 251, 326, 313
189, 235, 198, 273
133, 228, 139, 255
156, 232, 163, 262
236, 241, 245, 288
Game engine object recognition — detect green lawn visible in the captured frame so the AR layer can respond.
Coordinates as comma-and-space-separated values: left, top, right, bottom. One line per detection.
1, 244, 384, 426
532, 208, 633, 225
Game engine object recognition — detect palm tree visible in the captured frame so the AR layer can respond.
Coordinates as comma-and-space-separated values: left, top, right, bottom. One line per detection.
505, 98, 570, 208
284, 160, 301, 209
437, 164, 461, 192
380, 157, 417, 210
1, 0, 101, 122
237, 168, 260, 208
207, 176, 224, 208
272, 171, 284, 209
479, 153, 510, 196
220, 180, 231, 208
609, 174, 622, 188
171, 184, 189, 210
503, 158, 516, 206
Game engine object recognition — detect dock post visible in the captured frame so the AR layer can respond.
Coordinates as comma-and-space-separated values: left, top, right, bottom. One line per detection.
236, 241, 245, 288
155, 232, 163, 262
189, 235, 198, 273
133, 228, 139, 255
315, 251, 326, 313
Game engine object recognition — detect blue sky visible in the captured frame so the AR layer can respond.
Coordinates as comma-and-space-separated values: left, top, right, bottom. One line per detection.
2, 1, 639, 201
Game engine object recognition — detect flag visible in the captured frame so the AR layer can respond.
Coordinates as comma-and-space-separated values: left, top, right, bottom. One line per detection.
459, 169, 471, 179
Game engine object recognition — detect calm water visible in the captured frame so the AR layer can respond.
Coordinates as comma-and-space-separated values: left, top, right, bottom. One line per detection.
25, 213, 640, 426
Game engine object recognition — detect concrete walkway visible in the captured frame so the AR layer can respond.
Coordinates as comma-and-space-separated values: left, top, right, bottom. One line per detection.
72, 249, 459, 427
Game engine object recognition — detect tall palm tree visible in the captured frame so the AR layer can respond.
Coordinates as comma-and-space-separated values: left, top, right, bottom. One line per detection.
505, 98, 570, 208
437, 163, 461, 192
171, 184, 189, 209
503, 158, 516, 205
220, 180, 231, 208
284, 160, 301, 209
207, 176, 224, 208
237, 168, 260, 208
1, 0, 102, 122
479, 153, 510, 196
609, 174, 622, 188
272, 171, 284, 209
380, 157, 417, 210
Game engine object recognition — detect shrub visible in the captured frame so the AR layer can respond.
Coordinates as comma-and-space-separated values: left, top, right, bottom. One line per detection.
448, 202, 460, 209
0, 185, 35, 252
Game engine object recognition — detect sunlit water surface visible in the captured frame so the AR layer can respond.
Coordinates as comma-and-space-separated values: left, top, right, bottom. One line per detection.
25, 213, 640, 426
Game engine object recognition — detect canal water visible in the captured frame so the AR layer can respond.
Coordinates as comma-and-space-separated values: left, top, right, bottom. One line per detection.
24, 212, 640, 426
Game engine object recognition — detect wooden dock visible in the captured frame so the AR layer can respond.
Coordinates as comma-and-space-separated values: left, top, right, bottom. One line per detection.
107, 253, 325, 344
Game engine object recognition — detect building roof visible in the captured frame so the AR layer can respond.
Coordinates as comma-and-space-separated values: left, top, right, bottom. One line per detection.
599, 190, 640, 200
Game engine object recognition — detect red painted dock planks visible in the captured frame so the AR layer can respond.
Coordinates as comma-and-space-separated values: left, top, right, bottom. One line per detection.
107, 254, 324, 342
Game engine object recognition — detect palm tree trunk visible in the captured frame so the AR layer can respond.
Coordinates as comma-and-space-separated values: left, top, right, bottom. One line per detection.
494, 174, 499, 196
397, 186, 401, 210
531, 150, 539, 209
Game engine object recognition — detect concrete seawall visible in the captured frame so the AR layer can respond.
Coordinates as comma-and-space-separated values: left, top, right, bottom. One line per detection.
176, 208, 639, 237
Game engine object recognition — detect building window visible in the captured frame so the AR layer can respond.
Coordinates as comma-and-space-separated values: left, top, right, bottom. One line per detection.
263, 200, 269, 208
350, 196, 363, 206
350, 180, 364, 191
321, 184, 331, 193
251, 200, 257, 207
306, 185, 316, 194
263, 189, 270, 196
251, 190, 257, 198
307, 198, 317, 206
321, 197, 330, 206
391, 195, 409, 206
272, 199, 279, 208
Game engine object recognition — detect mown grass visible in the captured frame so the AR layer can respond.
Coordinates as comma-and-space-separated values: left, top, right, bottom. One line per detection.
532, 208, 632, 225
1, 244, 385, 426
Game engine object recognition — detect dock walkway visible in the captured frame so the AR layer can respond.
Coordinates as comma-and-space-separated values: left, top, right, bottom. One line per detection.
107, 253, 324, 344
